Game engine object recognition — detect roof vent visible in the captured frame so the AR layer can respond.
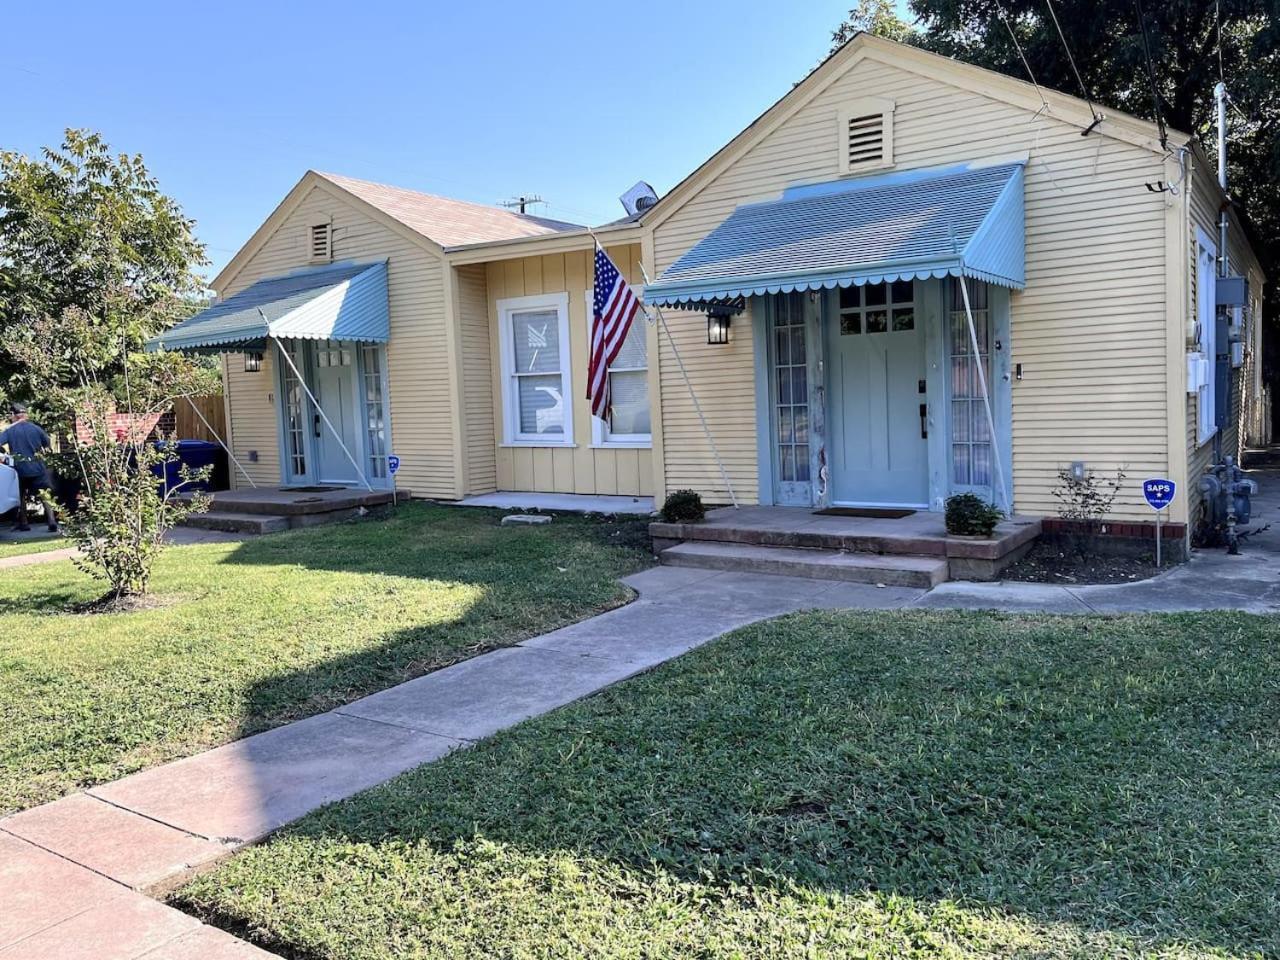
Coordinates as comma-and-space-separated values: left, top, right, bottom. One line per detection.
619, 180, 659, 217
838, 98, 895, 175
309, 222, 333, 263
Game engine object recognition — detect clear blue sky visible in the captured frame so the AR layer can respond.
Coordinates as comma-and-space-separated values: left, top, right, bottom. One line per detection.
3, 0, 900, 282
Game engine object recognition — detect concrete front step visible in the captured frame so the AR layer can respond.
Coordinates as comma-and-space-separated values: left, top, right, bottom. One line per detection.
659, 540, 949, 588
182, 511, 289, 534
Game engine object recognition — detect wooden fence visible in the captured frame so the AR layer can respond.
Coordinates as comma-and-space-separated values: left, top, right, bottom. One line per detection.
173, 395, 227, 443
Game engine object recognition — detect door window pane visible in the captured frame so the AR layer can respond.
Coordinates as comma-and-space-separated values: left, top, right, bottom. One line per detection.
948, 280, 994, 493
865, 310, 888, 334
772, 293, 809, 491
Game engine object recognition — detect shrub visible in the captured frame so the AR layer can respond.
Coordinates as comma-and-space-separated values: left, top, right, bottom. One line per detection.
945, 493, 1003, 538
1052, 465, 1126, 557
661, 489, 706, 523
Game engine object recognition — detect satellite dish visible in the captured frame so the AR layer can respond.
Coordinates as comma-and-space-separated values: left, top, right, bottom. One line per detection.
619, 181, 659, 217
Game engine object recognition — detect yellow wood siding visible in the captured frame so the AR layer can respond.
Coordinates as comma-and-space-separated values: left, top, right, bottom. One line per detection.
650, 52, 1174, 519
217, 184, 457, 498
222, 351, 279, 487
455, 263, 497, 494
484, 245, 655, 497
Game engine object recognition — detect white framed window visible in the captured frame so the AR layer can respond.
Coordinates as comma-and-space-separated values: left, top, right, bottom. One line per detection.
1195, 227, 1218, 445
583, 291, 651, 447
498, 292, 573, 445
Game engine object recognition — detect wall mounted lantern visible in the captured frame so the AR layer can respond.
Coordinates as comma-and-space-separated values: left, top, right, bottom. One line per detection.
706, 304, 736, 345
244, 351, 264, 373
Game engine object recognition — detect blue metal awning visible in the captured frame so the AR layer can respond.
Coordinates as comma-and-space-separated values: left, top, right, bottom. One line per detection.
643, 162, 1026, 308
147, 261, 390, 353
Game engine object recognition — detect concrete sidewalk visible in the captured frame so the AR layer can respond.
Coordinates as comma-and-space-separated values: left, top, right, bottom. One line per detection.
0, 568, 918, 959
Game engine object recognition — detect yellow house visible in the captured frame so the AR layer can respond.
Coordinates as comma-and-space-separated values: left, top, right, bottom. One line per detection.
154, 34, 1265, 551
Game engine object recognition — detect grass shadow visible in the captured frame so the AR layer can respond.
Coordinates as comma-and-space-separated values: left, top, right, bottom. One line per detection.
178, 609, 1280, 958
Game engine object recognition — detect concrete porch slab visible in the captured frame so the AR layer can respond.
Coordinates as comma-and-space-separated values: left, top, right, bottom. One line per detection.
90, 712, 461, 845
0, 794, 227, 892
335, 646, 643, 741
456, 491, 655, 514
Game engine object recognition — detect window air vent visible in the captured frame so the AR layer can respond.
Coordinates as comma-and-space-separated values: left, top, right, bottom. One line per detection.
309, 222, 333, 263
838, 99, 895, 175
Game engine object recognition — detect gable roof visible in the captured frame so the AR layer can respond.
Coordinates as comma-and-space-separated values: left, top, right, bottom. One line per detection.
638, 32, 1183, 233
315, 172, 581, 247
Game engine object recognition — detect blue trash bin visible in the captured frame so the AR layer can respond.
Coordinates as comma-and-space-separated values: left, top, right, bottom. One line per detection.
152, 440, 227, 494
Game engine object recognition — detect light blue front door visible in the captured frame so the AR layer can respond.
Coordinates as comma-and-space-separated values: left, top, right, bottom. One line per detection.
827, 281, 929, 506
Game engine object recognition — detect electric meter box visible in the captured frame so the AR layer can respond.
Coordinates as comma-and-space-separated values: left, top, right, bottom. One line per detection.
1216, 276, 1249, 307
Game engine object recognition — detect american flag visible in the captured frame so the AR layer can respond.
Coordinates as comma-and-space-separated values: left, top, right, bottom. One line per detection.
588, 245, 643, 419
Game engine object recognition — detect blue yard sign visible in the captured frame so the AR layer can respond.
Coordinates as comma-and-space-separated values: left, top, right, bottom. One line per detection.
1142, 477, 1176, 511
388, 454, 400, 476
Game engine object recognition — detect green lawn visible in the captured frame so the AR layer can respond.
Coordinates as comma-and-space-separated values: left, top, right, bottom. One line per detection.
0, 505, 650, 814
0, 533, 67, 559
178, 611, 1280, 959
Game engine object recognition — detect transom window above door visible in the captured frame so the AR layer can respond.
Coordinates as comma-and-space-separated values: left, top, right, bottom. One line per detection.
498, 292, 573, 445
838, 280, 915, 335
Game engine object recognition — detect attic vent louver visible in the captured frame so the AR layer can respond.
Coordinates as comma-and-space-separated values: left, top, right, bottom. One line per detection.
838, 98, 895, 175
309, 222, 333, 263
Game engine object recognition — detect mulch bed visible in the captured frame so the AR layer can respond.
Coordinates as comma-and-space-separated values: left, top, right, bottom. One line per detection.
1000, 541, 1164, 585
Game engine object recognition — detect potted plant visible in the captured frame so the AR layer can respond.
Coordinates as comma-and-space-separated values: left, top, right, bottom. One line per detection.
945, 493, 1003, 539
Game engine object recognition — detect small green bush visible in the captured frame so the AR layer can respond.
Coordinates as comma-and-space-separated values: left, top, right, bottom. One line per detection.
661, 489, 706, 523
945, 493, 1003, 538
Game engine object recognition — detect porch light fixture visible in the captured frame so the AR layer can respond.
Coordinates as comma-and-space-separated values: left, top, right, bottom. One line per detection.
244, 351, 263, 373
706, 305, 735, 345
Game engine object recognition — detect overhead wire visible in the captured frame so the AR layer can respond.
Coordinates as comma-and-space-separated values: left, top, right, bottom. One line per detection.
1043, 0, 1103, 133
993, 0, 1050, 116
1132, 0, 1169, 151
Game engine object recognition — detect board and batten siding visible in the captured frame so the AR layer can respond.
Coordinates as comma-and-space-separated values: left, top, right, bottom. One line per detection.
217, 183, 457, 498
649, 51, 1172, 520
484, 246, 655, 497
454, 263, 497, 495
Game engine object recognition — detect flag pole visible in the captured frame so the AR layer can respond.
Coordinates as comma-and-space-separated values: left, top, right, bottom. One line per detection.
589, 230, 739, 509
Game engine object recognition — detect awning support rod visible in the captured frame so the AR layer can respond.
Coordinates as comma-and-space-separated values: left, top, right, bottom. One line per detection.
957, 274, 1009, 513
269, 329, 374, 492
636, 261, 739, 509
183, 395, 258, 489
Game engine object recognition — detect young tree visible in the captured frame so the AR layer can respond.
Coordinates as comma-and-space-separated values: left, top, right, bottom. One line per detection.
0, 129, 206, 411
829, 1, 1280, 388
10, 312, 218, 601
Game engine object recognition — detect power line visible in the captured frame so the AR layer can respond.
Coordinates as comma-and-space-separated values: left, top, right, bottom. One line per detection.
1132, 0, 1169, 150
994, 0, 1050, 114
1043, 0, 1103, 134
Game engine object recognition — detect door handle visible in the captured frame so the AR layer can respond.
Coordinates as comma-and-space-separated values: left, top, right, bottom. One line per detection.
314, 414, 321, 438
919, 403, 928, 440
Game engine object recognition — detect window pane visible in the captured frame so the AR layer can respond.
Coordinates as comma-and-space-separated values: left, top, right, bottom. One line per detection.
612, 319, 647, 370
775, 327, 790, 365
952, 400, 971, 442
840, 312, 861, 335
777, 366, 791, 404
865, 310, 888, 334
790, 325, 806, 364
839, 286, 860, 311
608, 370, 649, 434
892, 308, 914, 331
777, 406, 794, 444
518, 374, 564, 434
865, 284, 887, 307
952, 443, 971, 484
972, 443, 993, 486
512, 309, 560, 373
779, 445, 795, 482
794, 444, 810, 481
793, 407, 809, 444
891, 279, 914, 303
972, 402, 990, 442
792, 365, 807, 401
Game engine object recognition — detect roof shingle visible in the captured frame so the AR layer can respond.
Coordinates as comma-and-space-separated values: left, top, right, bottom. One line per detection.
316, 172, 581, 248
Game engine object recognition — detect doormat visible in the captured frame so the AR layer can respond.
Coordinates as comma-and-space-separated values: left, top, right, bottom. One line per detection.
280, 485, 345, 493
813, 507, 916, 519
